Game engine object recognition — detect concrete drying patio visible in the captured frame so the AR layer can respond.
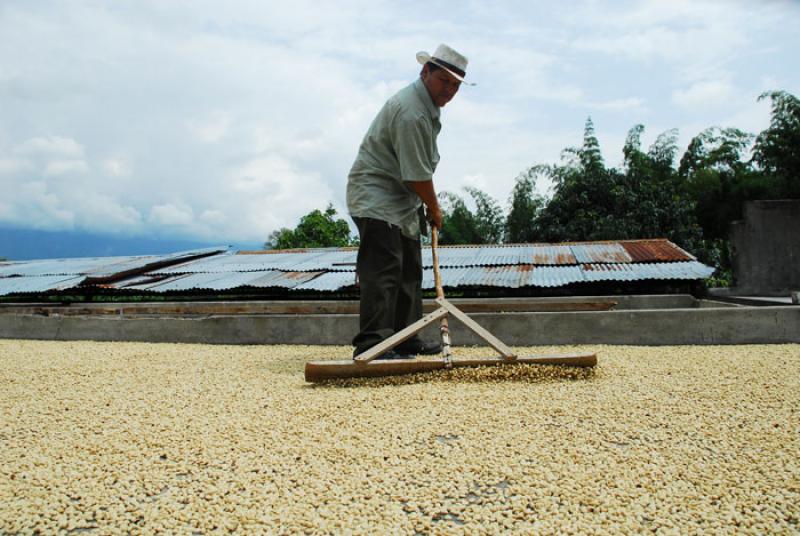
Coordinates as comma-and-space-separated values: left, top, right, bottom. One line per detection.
1, 339, 798, 533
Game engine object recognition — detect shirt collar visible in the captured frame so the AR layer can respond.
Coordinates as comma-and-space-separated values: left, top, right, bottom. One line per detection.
413, 78, 441, 120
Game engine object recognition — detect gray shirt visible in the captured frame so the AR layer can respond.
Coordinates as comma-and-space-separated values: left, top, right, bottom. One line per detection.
346, 78, 441, 239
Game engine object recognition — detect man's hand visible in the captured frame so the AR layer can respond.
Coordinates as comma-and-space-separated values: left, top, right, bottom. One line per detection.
408, 179, 443, 230
427, 205, 442, 229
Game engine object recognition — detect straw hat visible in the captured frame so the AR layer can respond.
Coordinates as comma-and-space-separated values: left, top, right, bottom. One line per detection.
416, 44, 475, 86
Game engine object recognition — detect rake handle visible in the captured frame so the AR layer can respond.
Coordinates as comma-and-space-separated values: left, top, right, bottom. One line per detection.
431, 227, 452, 363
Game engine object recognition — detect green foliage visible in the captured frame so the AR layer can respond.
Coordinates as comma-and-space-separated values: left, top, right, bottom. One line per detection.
438, 188, 505, 245
620, 125, 702, 249
678, 127, 761, 241
266, 204, 355, 249
465, 187, 505, 244
438, 192, 480, 244
505, 166, 546, 243
536, 119, 629, 241
535, 119, 702, 251
753, 90, 800, 198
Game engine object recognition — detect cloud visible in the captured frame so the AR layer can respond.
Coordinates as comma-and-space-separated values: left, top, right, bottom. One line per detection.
0, 157, 31, 175
75, 193, 142, 231
0, 0, 797, 248
103, 157, 132, 178
2, 181, 75, 230
672, 80, 736, 110
591, 97, 647, 112
148, 203, 195, 227
43, 159, 89, 177
14, 135, 84, 158
187, 111, 233, 144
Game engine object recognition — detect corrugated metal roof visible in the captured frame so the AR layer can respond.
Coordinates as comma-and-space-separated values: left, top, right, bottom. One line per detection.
155, 249, 358, 274
522, 265, 586, 288
0, 256, 141, 277
620, 240, 694, 262
294, 271, 358, 291
421, 244, 578, 267
0, 275, 86, 295
581, 262, 714, 281
526, 245, 577, 265
124, 270, 323, 292
570, 243, 633, 263
422, 265, 572, 289
0, 240, 714, 296
0, 247, 225, 277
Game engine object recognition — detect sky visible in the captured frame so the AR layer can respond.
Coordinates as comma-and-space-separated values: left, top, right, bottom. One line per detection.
1, 0, 798, 246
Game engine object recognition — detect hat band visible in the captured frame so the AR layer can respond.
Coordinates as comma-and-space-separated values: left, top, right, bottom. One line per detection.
431, 57, 466, 78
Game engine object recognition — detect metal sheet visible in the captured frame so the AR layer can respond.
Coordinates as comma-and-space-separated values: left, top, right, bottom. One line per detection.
523, 245, 577, 265
0, 275, 86, 295
156, 249, 358, 274
620, 240, 694, 262
421, 265, 586, 289
0, 256, 144, 277
0, 247, 225, 277
570, 243, 633, 263
581, 262, 714, 281
294, 271, 359, 291
523, 265, 585, 287
125, 270, 323, 292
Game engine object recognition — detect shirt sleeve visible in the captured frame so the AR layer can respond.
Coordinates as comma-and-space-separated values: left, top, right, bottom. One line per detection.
393, 112, 436, 182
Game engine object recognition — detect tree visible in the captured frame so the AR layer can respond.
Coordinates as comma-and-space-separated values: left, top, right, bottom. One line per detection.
438, 188, 504, 245
505, 166, 546, 243
266, 204, 355, 249
678, 126, 760, 241
752, 90, 800, 198
534, 119, 701, 249
438, 192, 480, 244
619, 125, 702, 249
465, 187, 505, 244
535, 117, 622, 241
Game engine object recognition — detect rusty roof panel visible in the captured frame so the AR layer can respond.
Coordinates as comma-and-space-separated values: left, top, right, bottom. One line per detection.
522, 265, 585, 287
422, 245, 577, 267
620, 240, 694, 262
523, 245, 577, 265
570, 243, 632, 263
125, 270, 322, 292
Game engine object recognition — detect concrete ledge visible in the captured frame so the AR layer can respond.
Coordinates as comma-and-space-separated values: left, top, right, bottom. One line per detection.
1, 306, 798, 346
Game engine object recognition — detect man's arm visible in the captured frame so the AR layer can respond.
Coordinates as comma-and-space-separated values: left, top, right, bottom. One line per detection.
409, 180, 442, 229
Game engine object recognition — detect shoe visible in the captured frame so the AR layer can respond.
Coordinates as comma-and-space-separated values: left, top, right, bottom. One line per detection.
373, 350, 410, 361
352, 349, 411, 361
395, 339, 442, 356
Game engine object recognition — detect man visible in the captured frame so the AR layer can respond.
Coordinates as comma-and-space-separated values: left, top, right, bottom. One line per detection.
346, 44, 473, 360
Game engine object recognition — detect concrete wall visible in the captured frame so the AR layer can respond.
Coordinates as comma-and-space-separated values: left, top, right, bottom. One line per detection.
730, 199, 800, 295
2, 306, 798, 346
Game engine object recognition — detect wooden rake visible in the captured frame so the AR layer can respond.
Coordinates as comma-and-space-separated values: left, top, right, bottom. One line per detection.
304, 228, 597, 382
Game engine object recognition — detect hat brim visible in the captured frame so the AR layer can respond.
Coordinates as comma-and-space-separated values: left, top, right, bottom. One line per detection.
416, 51, 476, 86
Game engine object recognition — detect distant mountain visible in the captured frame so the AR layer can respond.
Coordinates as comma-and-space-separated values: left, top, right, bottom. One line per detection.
0, 227, 263, 260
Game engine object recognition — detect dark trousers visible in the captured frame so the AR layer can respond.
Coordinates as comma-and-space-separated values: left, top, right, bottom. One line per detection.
352, 217, 423, 354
